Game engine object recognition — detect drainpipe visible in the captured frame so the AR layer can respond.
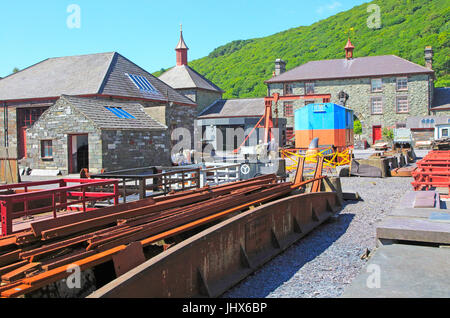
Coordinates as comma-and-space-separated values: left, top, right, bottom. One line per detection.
3, 102, 8, 147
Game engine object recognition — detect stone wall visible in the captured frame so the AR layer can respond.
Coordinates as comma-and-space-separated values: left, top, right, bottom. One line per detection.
268, 74, 432, 142
0, 99, 55, 156
166, 103, 197, 148
195, 90, 222, 115
24, 98, 100, 174
176, 88, 222, 115
101, 129, 171, 172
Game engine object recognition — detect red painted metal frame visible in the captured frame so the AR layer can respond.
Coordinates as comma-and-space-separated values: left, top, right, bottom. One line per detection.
0, 179, 119, 236
411, 150, 450, 198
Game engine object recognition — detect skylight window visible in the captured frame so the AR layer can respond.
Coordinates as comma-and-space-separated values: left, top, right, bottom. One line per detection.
105, 106, 135, 119
126, 73, 158, 93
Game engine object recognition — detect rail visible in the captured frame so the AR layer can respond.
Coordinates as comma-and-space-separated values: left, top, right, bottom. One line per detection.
91, 167, 201, 203
0, 179, 119, 236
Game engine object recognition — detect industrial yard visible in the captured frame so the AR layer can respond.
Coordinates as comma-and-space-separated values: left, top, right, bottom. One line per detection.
0, 0, 449, 303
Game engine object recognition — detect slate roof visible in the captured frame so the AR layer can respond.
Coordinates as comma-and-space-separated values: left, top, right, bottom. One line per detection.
0, 52, 195, 106
159, 65, 224, 93
431, 87, 450, 111
198, 98, 265, 118
59, 95, 167, 130
265, 55, 434, 83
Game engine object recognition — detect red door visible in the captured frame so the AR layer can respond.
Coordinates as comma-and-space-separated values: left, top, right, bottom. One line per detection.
372, 125, 382, 144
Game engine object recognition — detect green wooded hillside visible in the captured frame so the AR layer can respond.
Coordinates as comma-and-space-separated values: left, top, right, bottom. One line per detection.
157, 0, 449, 99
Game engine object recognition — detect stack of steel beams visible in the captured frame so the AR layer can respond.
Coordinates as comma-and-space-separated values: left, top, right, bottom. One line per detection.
0, 170, 326, 298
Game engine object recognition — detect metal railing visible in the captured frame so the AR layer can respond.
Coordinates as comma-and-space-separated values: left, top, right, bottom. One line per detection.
0, 178, 119, 236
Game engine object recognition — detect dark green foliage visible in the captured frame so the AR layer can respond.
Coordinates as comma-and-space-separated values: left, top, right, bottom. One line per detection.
157, 0, 448, 99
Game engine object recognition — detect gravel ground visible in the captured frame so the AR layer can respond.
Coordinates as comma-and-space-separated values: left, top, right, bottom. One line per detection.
222, 175, 416, 298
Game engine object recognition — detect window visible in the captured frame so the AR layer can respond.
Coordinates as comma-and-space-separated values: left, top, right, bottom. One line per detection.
283, 83, 293, 95
104, 107, 136, 119
284, 102, 293, 117
371, 97, 383, 114
126, 73, 158, 93
371, 79, 383, 92
443, 129, 449, 137
396, 77, 408, 91
286, 127, 294, 141
20, 108, 47, 127
396, 96, 409, 113
41, 140, 53, 158
305, 82, 315, 95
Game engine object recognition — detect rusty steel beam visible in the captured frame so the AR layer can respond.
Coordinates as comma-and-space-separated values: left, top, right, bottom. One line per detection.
36, 177, 279, 240
0, 172, 330, 298
88, 192, 341, 298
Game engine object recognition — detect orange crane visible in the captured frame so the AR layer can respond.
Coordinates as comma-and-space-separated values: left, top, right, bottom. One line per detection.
234, 93, 331, 153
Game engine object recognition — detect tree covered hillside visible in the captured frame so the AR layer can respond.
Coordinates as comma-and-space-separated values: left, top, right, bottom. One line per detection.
157, 0, 449, 99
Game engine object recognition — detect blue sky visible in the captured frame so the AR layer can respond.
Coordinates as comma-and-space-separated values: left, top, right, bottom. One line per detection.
0, 0, 367, 77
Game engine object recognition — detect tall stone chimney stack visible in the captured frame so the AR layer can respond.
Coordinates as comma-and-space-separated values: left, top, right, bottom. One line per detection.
275, 59, 286, 76
425, 46, 433, 70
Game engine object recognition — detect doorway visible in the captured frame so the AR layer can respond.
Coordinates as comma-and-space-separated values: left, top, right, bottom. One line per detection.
372, 125, 382, 144
68, 134, 89, 173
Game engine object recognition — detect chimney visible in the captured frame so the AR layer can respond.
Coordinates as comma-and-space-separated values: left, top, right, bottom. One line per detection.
176, 25, 189, 66
345, 38, 355, 60
425, 46, 433, 70
275, 59, 286, 76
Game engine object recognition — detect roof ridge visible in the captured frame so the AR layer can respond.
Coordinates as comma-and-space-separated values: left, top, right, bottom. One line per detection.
97, 52, 117, 94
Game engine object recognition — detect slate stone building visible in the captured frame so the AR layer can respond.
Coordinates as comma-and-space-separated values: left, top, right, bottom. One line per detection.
159, 27, 224, 115
26, 96, 169, 174
265, 40, 436, 144
0, 52, 197, 173
197, 98, 286, 152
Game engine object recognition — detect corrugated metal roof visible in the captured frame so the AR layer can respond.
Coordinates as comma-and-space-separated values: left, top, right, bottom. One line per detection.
60, 95, 167, 130
198, 98, 264, 118
159, 65, 224, 93
0, 52, 196, 106
265, 55, 434, 83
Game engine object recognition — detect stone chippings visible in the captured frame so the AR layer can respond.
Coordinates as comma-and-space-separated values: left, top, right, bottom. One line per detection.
223, 176, 413, 298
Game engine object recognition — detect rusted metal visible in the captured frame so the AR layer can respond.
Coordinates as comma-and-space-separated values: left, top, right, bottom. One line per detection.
89, 191, 341, 298
112, 242, 146, 277
0, 169, 332, 298
311, 157, 324, 193
293, 157, 305, 185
